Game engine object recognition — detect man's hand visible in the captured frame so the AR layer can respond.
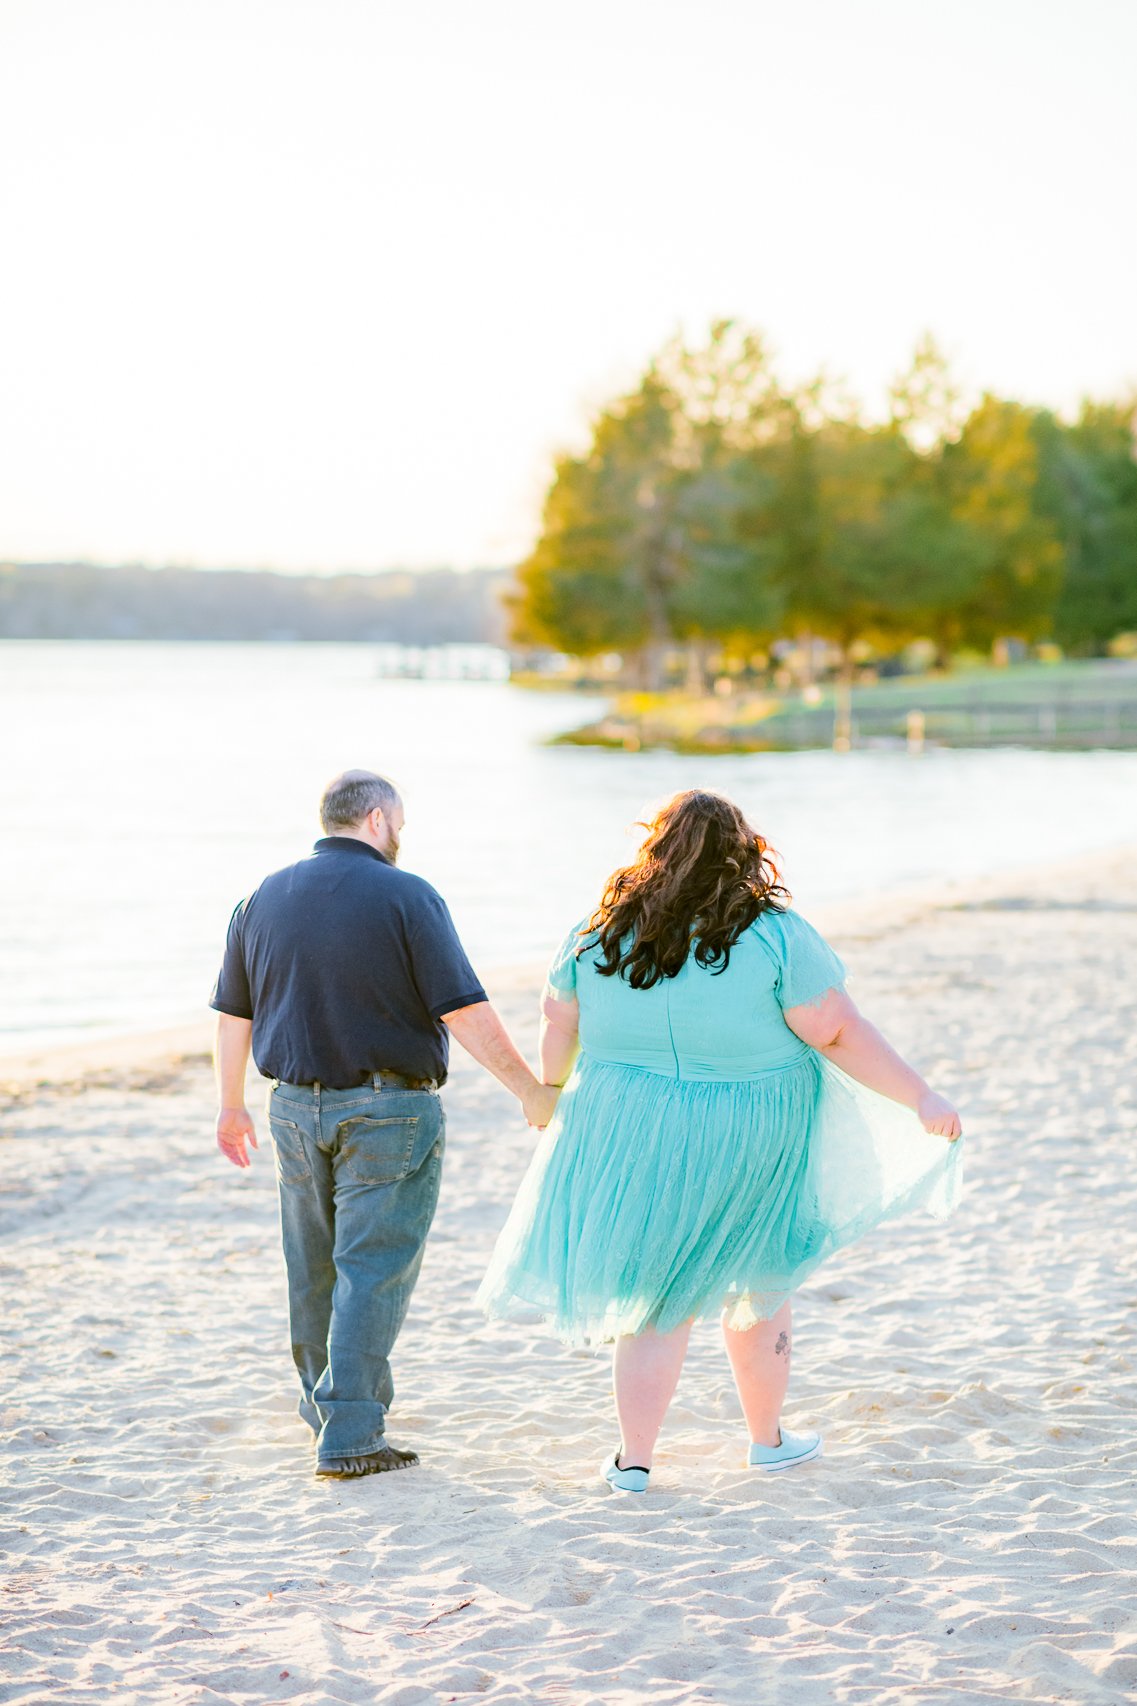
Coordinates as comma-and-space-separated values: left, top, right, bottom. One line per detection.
217, 1106, 258, 1168
444, 1000, 562, 1127
213, 1014, 255, 1165
523, 1082, 560, 1130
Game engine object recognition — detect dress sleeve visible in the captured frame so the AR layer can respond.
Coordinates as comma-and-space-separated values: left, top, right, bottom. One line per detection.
544, 919, 591, 999
773, 910, 847, 1010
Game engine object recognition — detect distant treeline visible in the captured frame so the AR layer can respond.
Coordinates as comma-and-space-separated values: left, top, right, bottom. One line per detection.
510, 322, 1137, 681
0, 563, 511, 644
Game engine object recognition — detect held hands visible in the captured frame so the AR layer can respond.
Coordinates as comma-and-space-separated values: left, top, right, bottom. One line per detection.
917, 1089, 962, 1142
523, 1081, 561, 1130
217, 1106, 258, 1168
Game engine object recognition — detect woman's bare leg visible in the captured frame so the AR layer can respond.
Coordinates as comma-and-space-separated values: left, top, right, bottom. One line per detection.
612, 1321, 693, 1468
721, 1300, 793, 1447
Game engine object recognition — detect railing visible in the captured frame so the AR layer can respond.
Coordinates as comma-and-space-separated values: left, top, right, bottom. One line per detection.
761, 699, 1137, 750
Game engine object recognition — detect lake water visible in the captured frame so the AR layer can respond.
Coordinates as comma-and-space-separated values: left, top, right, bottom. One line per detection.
4, 641, 1137, 1054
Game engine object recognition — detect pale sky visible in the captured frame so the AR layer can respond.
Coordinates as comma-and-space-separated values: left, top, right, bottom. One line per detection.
1, 0, 1134, 571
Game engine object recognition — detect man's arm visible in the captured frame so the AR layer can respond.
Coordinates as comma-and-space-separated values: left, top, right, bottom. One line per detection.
214, 1013, 258, 1167
442, 1001, 559, 1128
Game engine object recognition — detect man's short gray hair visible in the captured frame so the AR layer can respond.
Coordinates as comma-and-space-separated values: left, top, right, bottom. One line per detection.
320, 769, 402, 834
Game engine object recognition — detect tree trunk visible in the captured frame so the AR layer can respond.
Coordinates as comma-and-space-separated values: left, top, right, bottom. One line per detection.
645, 643, 667, 692
628, 644, 667, 691
685, 639, 710, 695
833, 648, 854, 751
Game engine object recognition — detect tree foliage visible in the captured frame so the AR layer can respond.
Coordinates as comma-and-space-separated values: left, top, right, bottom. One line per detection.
511, 326, 785, 670
512, 323, 1137, 665
1035, 401, 1137, 651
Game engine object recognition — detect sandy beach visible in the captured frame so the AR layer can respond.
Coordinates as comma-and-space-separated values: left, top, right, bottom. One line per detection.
3, 848, 1137, 1706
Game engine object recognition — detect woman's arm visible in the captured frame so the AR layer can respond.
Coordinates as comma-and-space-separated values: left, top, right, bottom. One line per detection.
539, 989, 580, 1087
784, 988, 961, 1140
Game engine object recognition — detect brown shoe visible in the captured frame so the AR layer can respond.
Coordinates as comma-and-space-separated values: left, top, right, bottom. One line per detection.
315, 1442, 419, 1478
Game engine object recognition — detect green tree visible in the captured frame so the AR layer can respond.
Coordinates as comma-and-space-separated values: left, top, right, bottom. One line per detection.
1034, 401, 1137, 652
772, 409, 984, 660
508, 374, 680, 663
510, 325, 786, 678
512, 322, 1131, 679
888, 331, 967, 453
664, 446, 784, 655
658, 322, 788, 669
943, 396, 1065, 646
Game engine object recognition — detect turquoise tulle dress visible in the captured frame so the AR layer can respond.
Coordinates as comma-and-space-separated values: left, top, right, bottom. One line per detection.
476, 909, 962, 1346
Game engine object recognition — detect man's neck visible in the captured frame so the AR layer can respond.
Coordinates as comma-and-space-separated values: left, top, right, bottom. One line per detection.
327, 829, 391, 863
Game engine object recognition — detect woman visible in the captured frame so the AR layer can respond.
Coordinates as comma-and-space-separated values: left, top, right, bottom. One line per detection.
477, 790, 962, 1493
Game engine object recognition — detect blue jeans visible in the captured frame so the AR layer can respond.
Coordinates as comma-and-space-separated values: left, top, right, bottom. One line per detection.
267, 1077, 445, 1463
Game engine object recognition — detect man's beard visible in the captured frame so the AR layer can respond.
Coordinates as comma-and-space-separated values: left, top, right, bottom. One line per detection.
387, 832, 400, 864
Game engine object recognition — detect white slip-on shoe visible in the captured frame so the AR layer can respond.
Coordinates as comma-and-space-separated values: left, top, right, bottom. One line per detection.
746, 1427, 823, 1472
600, 1447, 650, 1493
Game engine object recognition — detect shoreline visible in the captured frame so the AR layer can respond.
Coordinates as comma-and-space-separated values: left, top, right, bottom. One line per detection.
4, 836, 1133, 1096
552, 659, 1137, 753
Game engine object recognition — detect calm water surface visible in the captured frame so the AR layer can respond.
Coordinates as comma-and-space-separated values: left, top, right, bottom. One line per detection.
4, 641, 1137, 1053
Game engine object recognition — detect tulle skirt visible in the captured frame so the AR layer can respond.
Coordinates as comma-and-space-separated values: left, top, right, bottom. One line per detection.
476, 1051, 962, 1346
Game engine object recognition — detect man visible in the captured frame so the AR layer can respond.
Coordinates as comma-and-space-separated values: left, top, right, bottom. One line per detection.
211, 768, 557, 1479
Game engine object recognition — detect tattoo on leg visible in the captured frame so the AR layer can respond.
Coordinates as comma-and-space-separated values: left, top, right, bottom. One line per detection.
774, 1331, 790, 1358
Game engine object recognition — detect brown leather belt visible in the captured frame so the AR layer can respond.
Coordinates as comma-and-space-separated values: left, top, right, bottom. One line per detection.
370, 1069, 438, 1092
275, 1070, 438, 1093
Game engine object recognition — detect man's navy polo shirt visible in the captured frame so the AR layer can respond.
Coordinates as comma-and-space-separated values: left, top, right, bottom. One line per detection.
210, 837, 487, 1088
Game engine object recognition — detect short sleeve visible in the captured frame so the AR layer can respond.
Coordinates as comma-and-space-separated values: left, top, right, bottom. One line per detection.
772, 910, 847, 1011
406, 884, 487, 1019
210, 900, 254, 1019
544, 918, 591, 999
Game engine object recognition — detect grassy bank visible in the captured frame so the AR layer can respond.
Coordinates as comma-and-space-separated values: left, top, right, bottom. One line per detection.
551, 659, 1137, 753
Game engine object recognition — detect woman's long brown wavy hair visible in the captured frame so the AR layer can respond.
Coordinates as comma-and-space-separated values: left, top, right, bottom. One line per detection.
584, 790, 789, 988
